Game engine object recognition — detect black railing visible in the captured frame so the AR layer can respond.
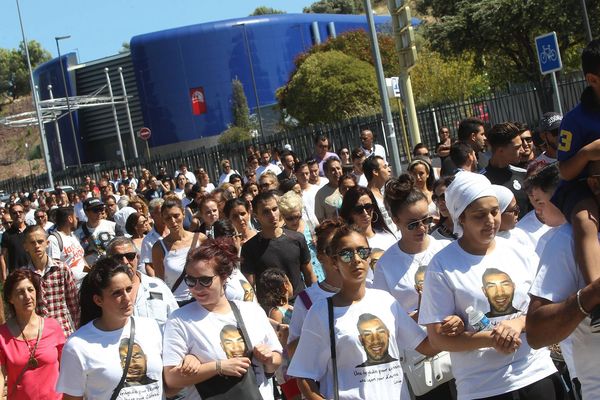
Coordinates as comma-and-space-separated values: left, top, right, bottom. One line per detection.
0, 73, 586, 194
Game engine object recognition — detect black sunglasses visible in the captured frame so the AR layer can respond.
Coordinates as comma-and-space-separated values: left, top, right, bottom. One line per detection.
112, 252, 137, 262
407, 216, 434, 231
337, 247, 372, 263
352, 203, 374, 214
184, 275, 216, 288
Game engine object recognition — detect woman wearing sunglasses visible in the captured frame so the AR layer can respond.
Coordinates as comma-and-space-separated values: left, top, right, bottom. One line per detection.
163, 238, 282, 399
288, 226, 437, 399
339, 186, 397, 252
373, 174, 458, 399
279, 191, 325, 282
419, 172, 561, 400
430, 176, 458, 241
57, 258, 165, 399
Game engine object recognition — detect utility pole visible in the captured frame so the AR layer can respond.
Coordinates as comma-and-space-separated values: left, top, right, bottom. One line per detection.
363, 0, 402, 175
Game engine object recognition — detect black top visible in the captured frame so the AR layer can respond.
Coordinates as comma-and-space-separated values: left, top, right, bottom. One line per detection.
482, 164, 530, 218
241, 228, 311, 298
1, 225, 29, 272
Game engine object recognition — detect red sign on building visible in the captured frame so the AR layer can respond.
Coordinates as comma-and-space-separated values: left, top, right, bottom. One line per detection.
190, 87, 207, 115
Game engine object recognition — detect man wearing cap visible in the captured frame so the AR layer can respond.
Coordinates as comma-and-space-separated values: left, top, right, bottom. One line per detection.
74, 198, 117, 265
536, 112, 562, 165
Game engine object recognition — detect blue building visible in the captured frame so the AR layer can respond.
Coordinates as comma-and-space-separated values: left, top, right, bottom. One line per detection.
35, 13, 390, 167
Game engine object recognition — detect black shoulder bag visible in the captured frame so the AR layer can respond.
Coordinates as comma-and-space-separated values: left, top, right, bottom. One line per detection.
328, 297, 340, 400
194, 301, 263, 400
171, 233, 201, 294
110, 317, 135, 400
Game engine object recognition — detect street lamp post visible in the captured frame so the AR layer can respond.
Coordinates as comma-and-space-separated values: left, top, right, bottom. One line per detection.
234, 22, 264, 139
55, 35, 82, 167
15, 0, 54, 188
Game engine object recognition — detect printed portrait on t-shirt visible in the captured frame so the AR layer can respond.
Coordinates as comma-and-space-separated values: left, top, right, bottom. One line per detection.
220, 324, 247, 358
355, 313, 398, 368
119, 338, 158, 387
241, 280, 255, 302
481, 268, 521, 317
414, 265, 426, 294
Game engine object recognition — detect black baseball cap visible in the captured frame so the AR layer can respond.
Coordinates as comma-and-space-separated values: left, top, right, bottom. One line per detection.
540, 112, 562, 132
83, 198, 105, 211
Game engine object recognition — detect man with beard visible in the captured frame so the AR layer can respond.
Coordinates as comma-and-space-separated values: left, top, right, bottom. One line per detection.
482, 268, 520, 318
355, 314, 397, 367
536, 112, 561, 165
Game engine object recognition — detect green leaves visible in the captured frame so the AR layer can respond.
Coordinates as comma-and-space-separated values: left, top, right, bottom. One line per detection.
0, 40, 51, 101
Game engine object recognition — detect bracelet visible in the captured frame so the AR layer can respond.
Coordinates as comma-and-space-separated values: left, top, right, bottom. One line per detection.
216, 359, 223, 376
577, 289, 591, 316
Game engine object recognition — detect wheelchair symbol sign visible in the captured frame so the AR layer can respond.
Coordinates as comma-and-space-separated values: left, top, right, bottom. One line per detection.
535, 32, 562, 74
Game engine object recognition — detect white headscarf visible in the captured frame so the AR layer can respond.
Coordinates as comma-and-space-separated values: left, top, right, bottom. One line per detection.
445, 171, 496, 237
492, 185, 514, 213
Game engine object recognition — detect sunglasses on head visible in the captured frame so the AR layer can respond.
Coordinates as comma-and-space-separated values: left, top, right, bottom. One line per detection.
337, 247, 372, 263
112, 252, 137, 262
352, 203, 374, 214
407, 216, 434, 231
184, 274, 216, 288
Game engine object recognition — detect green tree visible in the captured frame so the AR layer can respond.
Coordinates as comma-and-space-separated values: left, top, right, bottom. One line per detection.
250, 6, 286, 15
219, 126, 253, 145
0, 40, 51, 100
231, 78, 250, 129
411, 48, 489, 106
277, 50, 380, 125
303, 0, 363, 14
415, 0, 600, 110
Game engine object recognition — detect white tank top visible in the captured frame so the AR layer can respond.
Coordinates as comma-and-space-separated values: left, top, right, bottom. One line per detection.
161, 240, 191, 302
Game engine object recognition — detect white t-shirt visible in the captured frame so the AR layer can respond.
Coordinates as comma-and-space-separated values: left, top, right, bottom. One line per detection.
288, 289, 426, 400
163, 300, 282, 400
514, 210, 552, 251
373, 236, 449, 312
225, 268, 258, 303
367, 231, 397, 252
530, 224, 600, 399
495, 228, 532, 250
139, 228, 163, 273
74, 202, 87, 222
48, 230, 87, 284
173, 188, 185, 200
361, 144, 387, 161
301, 184, 320, 230
418, 238, 556, 399
57, 317, 163, 399
287, 282, 336, 344
136, 273, 179, 328
218, 170, 239, 186
74, 219, 117, 265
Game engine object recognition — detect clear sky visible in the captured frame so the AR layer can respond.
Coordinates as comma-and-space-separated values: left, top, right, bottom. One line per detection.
1, 1, 317, 62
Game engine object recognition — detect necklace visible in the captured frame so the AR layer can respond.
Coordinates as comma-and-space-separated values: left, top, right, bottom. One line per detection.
20, 316, 43, 369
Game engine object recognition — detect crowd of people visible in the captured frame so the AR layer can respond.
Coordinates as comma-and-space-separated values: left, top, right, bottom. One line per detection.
0, 40, 600, 400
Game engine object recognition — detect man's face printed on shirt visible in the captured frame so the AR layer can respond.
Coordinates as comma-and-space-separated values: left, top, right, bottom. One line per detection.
220, 325, 247, 358
481, 268, 518, 317
358, 316, 390, 363
119, 339, 155, 386
241, 280, 255, 302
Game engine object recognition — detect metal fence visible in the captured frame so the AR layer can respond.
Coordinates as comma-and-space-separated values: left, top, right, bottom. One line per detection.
0, 73, 586, 194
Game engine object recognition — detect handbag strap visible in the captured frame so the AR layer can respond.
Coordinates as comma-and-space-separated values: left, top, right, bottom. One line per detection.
229, 301, 254, 355
110, 317, 136, 400
327, 298, 340, 400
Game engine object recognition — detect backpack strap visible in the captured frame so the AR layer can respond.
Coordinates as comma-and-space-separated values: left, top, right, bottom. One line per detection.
50, 231, 63, 252
298, 290, 313, 310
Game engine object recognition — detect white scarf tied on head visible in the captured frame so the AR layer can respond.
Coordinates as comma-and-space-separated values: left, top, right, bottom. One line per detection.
492, 185, 514, 213
445, 171, 496, 237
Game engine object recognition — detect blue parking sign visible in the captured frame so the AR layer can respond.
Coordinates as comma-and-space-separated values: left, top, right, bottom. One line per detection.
535, 32, 562, 74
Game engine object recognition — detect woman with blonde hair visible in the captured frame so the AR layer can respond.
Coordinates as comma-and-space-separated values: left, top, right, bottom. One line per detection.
279, 191, 324, 281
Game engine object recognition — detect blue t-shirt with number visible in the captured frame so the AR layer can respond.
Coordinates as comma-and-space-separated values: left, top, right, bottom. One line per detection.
557, 87, 600, 179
